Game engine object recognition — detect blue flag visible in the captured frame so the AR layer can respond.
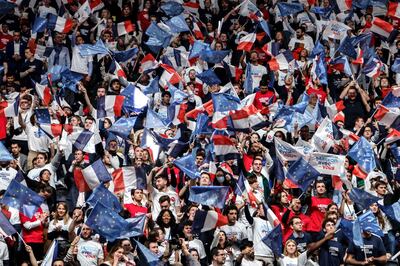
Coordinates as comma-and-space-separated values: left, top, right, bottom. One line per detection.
145, 38, 164, 54
382, 92, 400, 108
0, 211, 16, 236
173, 154, 200, 180
113, 47, 139, 63
189, 186, 230, 209
235, 172, 246, 196
0, 142, 13, 162
86, 184, 122, 212
337, 36, 357, 59
358, 210, 384, 236
1, 180, 44, 218
34, 108, 51, 124
379, 201, 400, 222
166, 15, 190, 33
197, 69, 221, 85
79, 39, 109, 56
348, 137, 377, 172
145, 108, 169, 129
32, 16, 48, 34
339, 218, 363, 246
277, 2, 304, 16
392, 58, 400, 73
309, 41, 325, 58
261, 225, 283, 257
143, 77, 160, 95
212, 93, 240, 112
121, 84, 149, 114
146, 22, 172, 48
349, 188, 380, 209
330, 56, 353, 77
73, 130, 94, 151
189, 41, 210, 59
133, 239, 160, 266
192, 113, 213, 136
315, 55, 328, 85
199, 50, 230, 63
108, 117, 137, 139
244, 62, 253, 94
287, 158, 320, 191
160, 1, 184, 16
86, 201, 143, 241
0, 0, 15, 14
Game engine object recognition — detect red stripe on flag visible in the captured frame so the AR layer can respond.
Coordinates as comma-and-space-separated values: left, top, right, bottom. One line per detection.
74, 168, 90, 192
113, 95, 125, 117
63, 18, 74, 33
212, 135, 235, 145
112, 168, 125, 194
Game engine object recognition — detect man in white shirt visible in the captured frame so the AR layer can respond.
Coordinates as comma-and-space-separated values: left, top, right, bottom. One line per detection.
247, 51, 268, 91
288, 26, 315, 53
77, 225, 104, 266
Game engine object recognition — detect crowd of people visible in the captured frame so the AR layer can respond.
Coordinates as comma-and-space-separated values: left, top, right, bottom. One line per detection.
0, 0, 399, 265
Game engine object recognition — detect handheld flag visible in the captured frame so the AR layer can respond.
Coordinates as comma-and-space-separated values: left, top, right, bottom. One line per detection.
188, 186, 229, 209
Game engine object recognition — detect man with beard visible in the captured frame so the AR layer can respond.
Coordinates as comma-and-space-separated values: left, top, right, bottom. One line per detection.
76, 224, 104, 265
235, 240, 263, 266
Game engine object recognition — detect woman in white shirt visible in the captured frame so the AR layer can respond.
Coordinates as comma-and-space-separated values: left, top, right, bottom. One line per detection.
48, 202, 72, 258
279, 239, 308, 266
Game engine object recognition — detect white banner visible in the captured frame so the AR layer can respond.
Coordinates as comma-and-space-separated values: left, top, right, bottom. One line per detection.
275, 137, 304, 163
311, 117, 336, 153
309, 152, 346, 177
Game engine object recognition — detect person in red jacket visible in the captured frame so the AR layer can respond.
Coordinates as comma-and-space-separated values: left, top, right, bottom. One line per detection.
307, 180, 332, 232
253, 75, 276, 114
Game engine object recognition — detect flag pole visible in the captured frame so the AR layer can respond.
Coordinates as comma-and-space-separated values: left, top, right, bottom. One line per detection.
16, 231, 27, 246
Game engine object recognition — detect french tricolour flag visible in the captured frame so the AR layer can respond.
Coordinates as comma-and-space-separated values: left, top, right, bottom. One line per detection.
81, 159, 112, 190
159, 63, 182, 88
89, 0, 104, 12
114, 61, 127, 81
140, 53, 159, 73
0, 97, 19, 118
192, 22, 204, 40
111, 167, 146, 198
212, 130, 240, 162
97, 95, 125, 118
385, 129, 400, 144
39, 124, 63, 139
268, 51, 294, 71
237, 33, 256, 52
371, 17, 394, 39
325, 100, 345, 119
229, 104, 264, 130
192, 210, 228, 233
35, 83, 52, 106
186, 100, 213, 120
337, 0, 352, 12
117, 21, 135, 36
183, 1, 200, 16
388, 1, 400, 19
374, 105, 400, 127
53, 16, 74, 34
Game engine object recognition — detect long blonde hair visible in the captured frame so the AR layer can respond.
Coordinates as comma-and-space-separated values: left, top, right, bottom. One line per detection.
53, 202, 70, 225
284, 239, 299, 257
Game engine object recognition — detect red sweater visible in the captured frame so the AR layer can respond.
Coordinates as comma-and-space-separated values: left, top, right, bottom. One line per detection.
20, 208, 44, 243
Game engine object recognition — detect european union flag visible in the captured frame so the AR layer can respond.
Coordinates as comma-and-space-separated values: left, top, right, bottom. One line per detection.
287, 158, 320, 191
32, 16, 47, 34
379, 201, 400, 222
382, 92, 400, 108
243, 62, 253, 94
199, 50, 230, 63
34, 108, 51, 124
348, 137, 377, 172
348, 188, 380, 209
358, 210, 384, 236
108, 117, 137, 139
133, 239, 160, 266
0, 211, 16, 236
166, 15, 190, 33
337, 36, 357, 59
173, 154, 200, 180
392, 58, 400, 73
143, 77, 160, 95
277, 2, 304, 16
145, 38, 164, 54
339, 218, 363, 246
146, 22, 172, 48
79, 39, 109, 56
1, 180, 44, 218
315, 55, 328, 85
189, 186, 230, 209
189, 41, 210, 59
212, 93, 240, 112
192, 113, 213, 136
86, 201, 143, 241
113, 47, 139, 63
160, 1, 184, 16
234, 172, 246, 196
86, 184, 122, 212
261, 225, 283, 257
311, 6, 332, 17
197, 69, 221, 85
309, 41, 325, 58
144, 108, 169, 129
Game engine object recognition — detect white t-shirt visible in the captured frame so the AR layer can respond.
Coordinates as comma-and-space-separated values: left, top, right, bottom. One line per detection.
150, 188, 180, 220
250, 64, 268, 89
278, 252, 308, 266
0, 238, 9, 266
77, 239, 104, 266
9, 207, 20, 225
27, 163, 56, 188
219, 222, 248, 259
48, 218, 72, 240
24, 123, 50, 152
38, 5, 57, 18
0, 168, 17, 191
252, 217, 274, 257
241, 258, 263, 266
188, 239, 206, 259
71, 46, 93, 75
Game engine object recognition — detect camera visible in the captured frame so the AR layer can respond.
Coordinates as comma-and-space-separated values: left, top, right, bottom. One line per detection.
169, 237, 181, 250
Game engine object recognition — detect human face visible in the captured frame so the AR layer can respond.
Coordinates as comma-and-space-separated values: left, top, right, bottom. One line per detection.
133, 190, 143, 202
41, 170, 51, 182
97, 88, 106, 97
363, 127, 372, 138
121, 240, 132, 253
114, 248, 124, 260
188, 206, 197, 220
135, 147, 143, 159
285, 241, 297, 255
108, 141, 118, 152
74, 150, 84, 162
291, 199, 302, 212
72, 209, 83, 222
52, 261, 64, 266
195, 156, 204, 166
149, 242, 159, 254
370, 203, 379, 213
291, 218, 303, 232
190, 250, 200, 261
70, 116, 80, 126
162, 211, 171, 224
103, 119, 111, 129
199, 174, 210, 186
81, 225, 92, 239
328, 204, 338, 213
155, 178, 167, 190
19, 98, 32, 110
227, 210, 237, 224
24, 49, 33, 59
57, 204, 67, 217
252, 160, 262, 173
324, 221, 335, 234
160, 200, 170, 211
36, 154, 46, 167
10, 144, 20, 156
316, 182, 326, 195
84, 119, 94, 130
214, 250, 226, 264
348, 88, 357, 100
183, 225, 192, 238
218, 232, 226, 243
281, 192, 289, 204
376, 184, 387, 196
